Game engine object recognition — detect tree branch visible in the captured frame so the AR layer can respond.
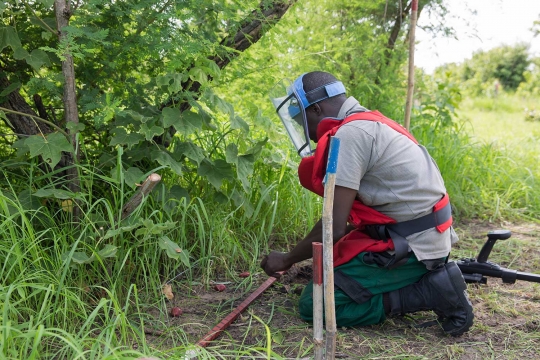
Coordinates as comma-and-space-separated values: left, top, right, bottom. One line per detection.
22, 0, 59, 35
157, 0, 295, 145
0, 106, 69, 138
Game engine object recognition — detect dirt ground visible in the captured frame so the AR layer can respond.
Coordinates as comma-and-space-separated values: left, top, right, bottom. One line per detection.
145, 220, 540, 359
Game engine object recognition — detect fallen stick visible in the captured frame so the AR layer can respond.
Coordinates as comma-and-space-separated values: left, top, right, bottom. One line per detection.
195, 271, 284, 348
121, 173, 162, 220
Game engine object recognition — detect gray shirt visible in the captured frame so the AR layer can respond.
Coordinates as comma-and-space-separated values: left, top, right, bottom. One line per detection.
334, 97, 458, 261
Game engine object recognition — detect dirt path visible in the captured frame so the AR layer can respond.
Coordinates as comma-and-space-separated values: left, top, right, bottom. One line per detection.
147, 220, 540, 359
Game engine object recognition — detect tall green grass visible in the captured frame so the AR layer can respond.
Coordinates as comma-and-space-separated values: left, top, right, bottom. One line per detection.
0, 151, 320, 358
413, 93, 540, 221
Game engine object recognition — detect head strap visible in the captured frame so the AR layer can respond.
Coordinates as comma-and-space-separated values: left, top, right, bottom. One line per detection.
291, 74, 346, 111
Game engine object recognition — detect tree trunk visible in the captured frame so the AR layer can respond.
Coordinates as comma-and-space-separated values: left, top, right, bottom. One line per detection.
0, 74, 53, 136
55, 0, 81, 221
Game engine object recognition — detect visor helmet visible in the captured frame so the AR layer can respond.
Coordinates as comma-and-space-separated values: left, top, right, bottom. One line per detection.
270, 73, 346, 157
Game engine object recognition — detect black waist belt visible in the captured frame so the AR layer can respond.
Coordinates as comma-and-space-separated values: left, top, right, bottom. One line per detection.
363, 200, 452, 269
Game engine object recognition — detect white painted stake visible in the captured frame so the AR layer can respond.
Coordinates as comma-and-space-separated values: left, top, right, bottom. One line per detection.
322, 137, 340, 360
312, 242, 324, 360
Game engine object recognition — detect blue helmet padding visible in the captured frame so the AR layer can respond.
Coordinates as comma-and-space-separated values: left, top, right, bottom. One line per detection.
288, 104, 300, 119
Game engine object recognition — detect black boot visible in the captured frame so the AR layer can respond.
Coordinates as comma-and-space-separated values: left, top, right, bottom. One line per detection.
387, 261, 474, 336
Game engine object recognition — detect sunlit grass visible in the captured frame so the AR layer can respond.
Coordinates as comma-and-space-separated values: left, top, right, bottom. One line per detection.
460, 94, 540, 160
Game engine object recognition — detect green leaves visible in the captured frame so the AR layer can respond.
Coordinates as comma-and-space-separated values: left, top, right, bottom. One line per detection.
158, 236, 190, 267
162, 108, 203, 136
123, 167, 144, 189
189, 67, 207, 85
25, 133, 73, 168
62, 245, 118, 266
33, 188, 75, 200
0, 26, 22, 53
66, 121, 86, 132
175, 141, 205, 165
197, 159, 234, 189
25, 49, 51, 70
37, 0, 55, 8
151, 150, 183, 175
109, 128, 144, 149
0, 26, 50, 70
140, 123, 164, 141
224, 142, 261, 191
231, 115, 249, 133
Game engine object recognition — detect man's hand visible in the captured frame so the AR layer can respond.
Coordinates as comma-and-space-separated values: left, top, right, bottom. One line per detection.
260, 251, 292, 277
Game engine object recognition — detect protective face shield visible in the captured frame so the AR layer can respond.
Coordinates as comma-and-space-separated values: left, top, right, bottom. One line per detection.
270, 74, 346, 158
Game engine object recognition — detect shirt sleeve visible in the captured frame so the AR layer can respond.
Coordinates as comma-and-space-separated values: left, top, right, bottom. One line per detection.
333, 123, 375, 191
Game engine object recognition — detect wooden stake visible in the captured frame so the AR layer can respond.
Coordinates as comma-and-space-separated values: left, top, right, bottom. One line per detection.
312, 242, 324, 360
121, 173, 162, 220
404, 0, 418, 131
322, 137, 340, 360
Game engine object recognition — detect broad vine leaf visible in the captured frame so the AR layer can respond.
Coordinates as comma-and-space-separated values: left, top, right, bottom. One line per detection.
25, 49, 50, 70
25, 132, 73, 168
158, 236, 190, 267
33, 188, 74, 200
237, 154, 255, 192
103, 223, 142, 239
151, 150, 183, 175
110, 128, 143, 149
168, 73, 185, 93
66, 121, 85, 132
156, 73, 185, 93
230, 189, 254, 217
189, 67, 207, 84
197, 159, 234, 189
124, 167, 144, 188
135, 219, 177, 237
71, 252, 92, 264
175, 141, 205, 165
231, 115, 249, 133
13, 46, 29, 60
0, 82, 21, 97
37, 0, 55, 8
162, 107, 181, 127
156, 74, 173, 87
246, 137, 268, 157
140, 123, 164, 141
96, 244, 118, 259
163, 108, 202, 136
0, 26, 22, 53
225, 143, 238, 164
114, 110, 152, 126
63, 245, 117, 265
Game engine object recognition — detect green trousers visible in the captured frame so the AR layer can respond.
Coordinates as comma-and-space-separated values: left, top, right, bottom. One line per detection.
299, 252, 428, 327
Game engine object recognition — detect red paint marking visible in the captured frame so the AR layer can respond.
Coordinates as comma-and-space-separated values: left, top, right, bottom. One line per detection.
412, 0, 418, 11
313, 242, 323, 285
196, 272, 284, 348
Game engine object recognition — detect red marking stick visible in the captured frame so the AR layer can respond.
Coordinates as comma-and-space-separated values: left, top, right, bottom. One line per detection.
196, 272, 284, 347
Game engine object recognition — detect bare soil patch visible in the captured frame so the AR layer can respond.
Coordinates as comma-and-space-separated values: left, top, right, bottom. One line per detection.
145, 220, 540, 359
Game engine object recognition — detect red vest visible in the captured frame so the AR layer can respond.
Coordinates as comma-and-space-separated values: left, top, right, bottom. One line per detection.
298, 111, 450, 267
